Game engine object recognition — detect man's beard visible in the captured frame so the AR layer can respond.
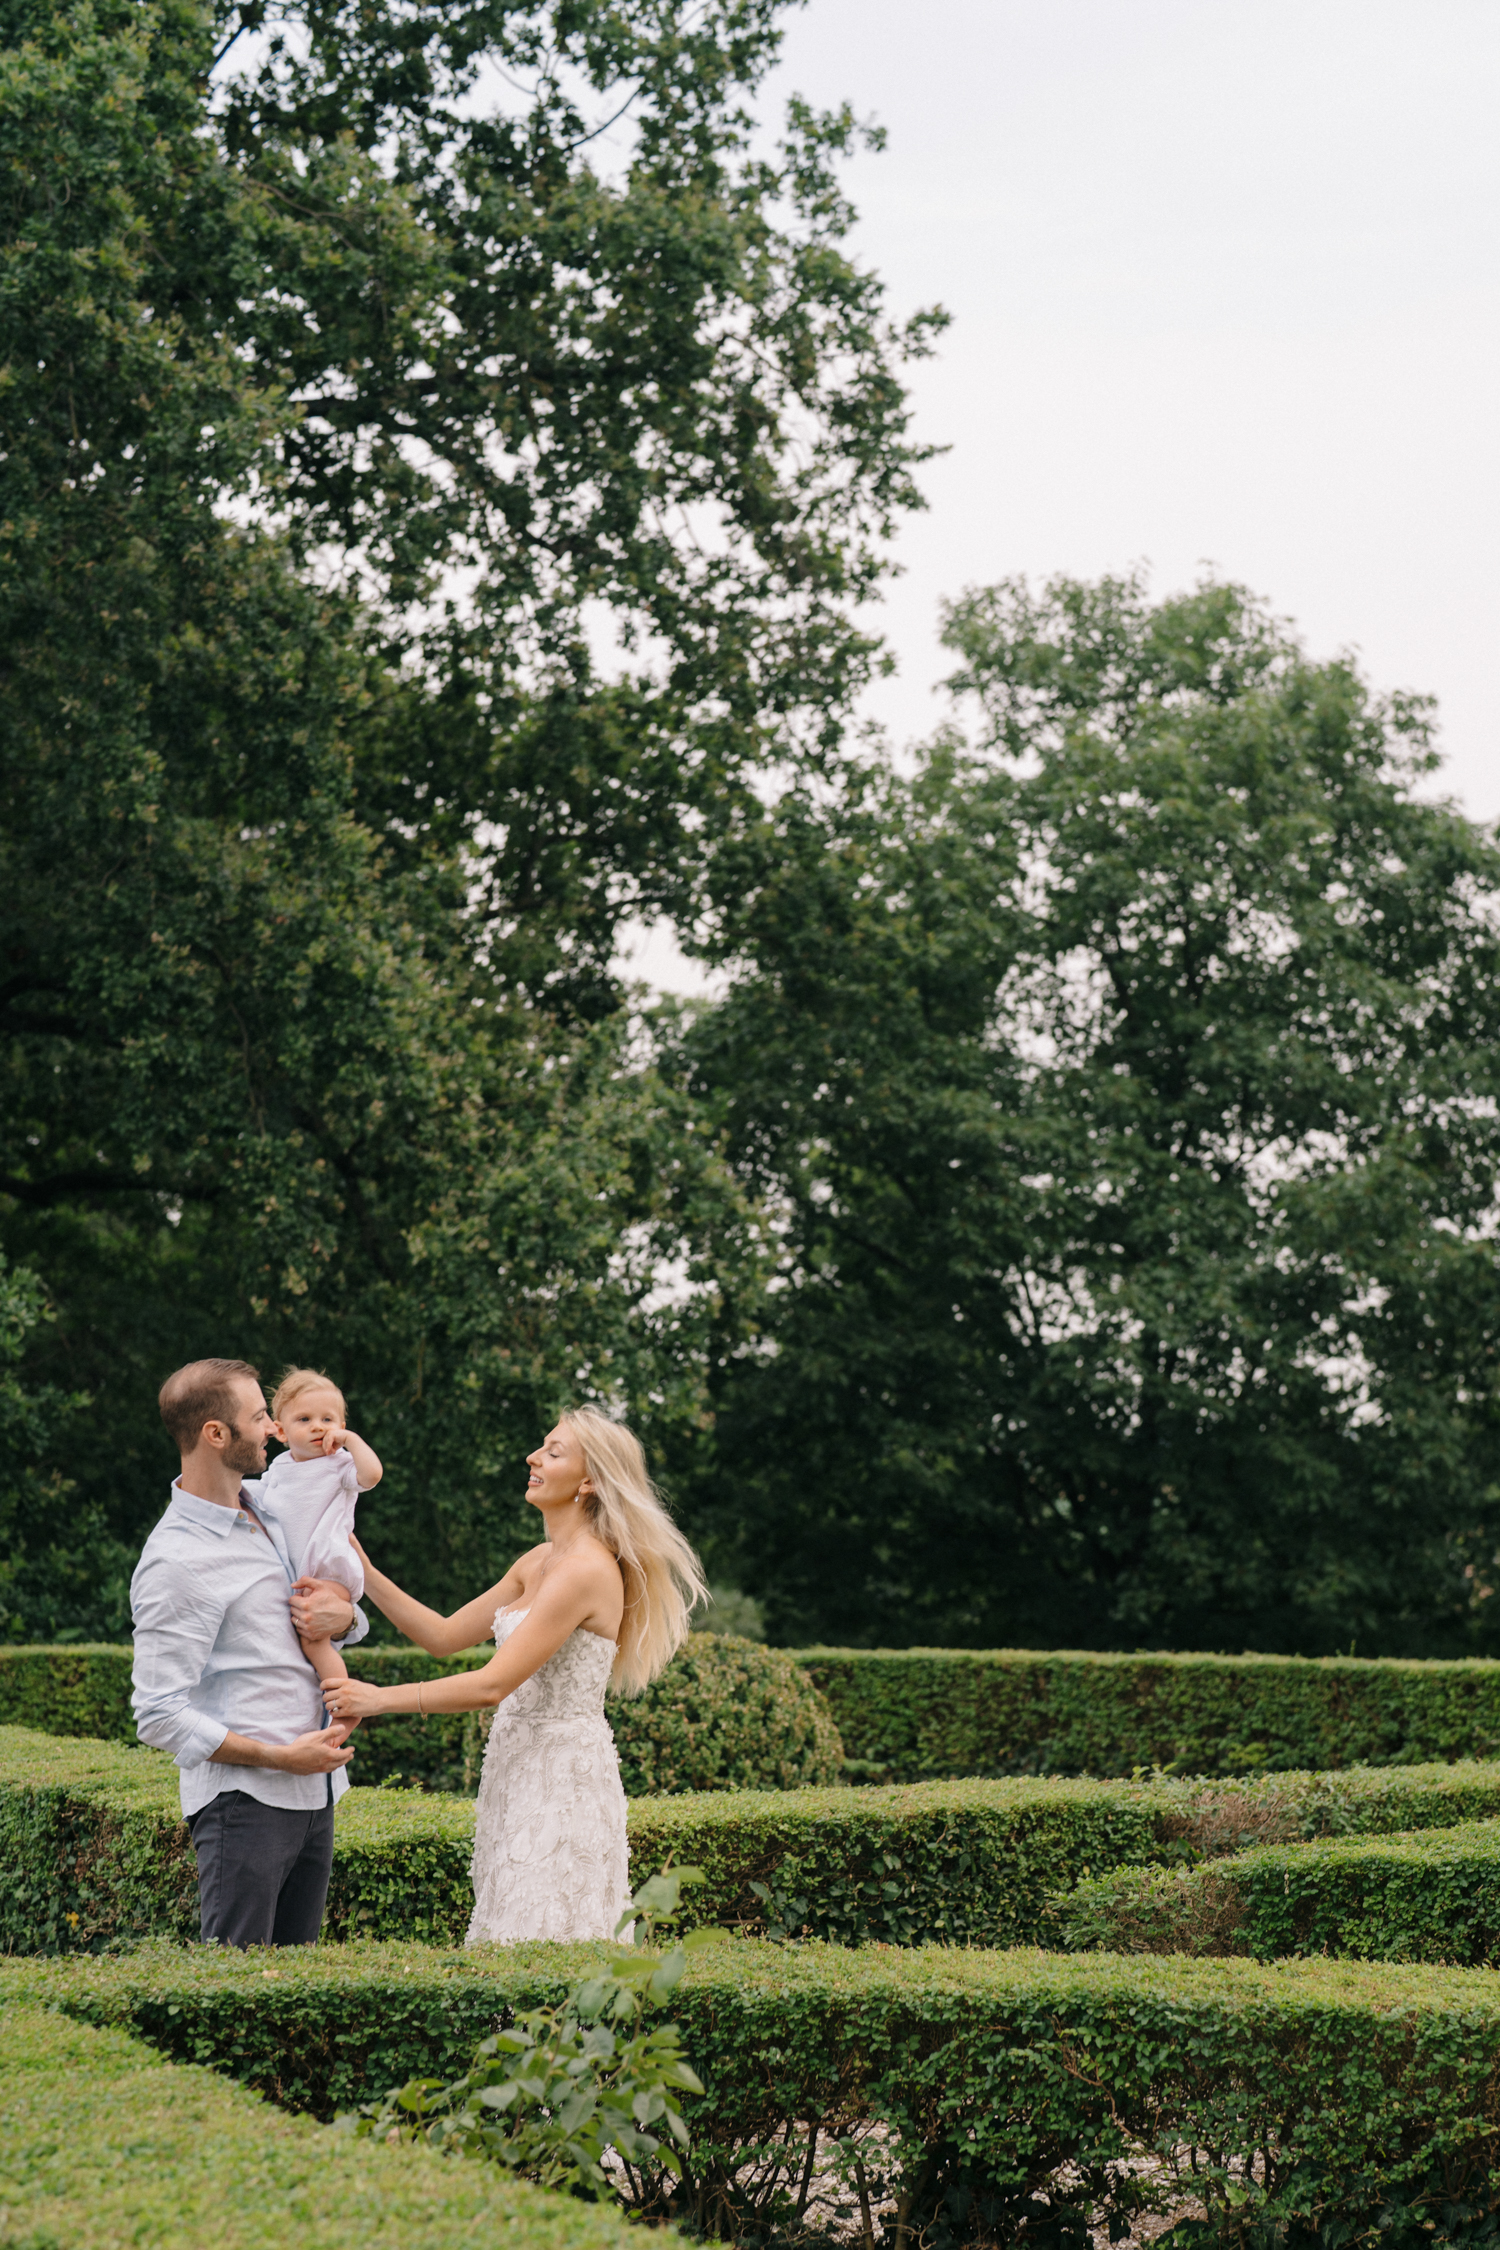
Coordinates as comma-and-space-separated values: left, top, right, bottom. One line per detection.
222, 1423, 267, 1478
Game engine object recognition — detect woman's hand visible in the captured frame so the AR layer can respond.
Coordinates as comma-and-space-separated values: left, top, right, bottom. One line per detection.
320, 1676, 389, 1720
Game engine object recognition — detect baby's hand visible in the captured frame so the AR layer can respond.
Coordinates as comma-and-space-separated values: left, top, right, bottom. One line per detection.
325, 1426, 383, 1492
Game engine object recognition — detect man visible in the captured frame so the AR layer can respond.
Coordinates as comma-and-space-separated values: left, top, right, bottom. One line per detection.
131, 1358, 366, 1946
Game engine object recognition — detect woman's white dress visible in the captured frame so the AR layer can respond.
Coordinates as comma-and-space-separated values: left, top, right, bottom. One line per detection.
466, 1607, 632, 1945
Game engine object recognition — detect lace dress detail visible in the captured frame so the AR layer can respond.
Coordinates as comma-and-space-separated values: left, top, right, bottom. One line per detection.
466, 1609, 631, 1946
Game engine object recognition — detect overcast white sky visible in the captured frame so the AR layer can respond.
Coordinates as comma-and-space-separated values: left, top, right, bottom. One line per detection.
778, 0, 1498, 801
624, 0, 1500, 988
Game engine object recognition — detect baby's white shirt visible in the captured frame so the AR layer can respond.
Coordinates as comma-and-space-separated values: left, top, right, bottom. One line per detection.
244, 1448, 364, 1605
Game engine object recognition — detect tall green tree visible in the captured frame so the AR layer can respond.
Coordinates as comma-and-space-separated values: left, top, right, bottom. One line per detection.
206, 0, 945, 1010
0, 1257, 91, 1640
680, 576, 1500, 1655
3, 0, 887, 1629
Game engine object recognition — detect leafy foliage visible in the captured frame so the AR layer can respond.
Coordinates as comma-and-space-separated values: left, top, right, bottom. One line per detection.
1061, 1816, 1500, 1966
0, 1633, 843, 1794
796, 1646, 1500, 1780
3, 2001, 640, 2250
10, 0, 1500, 1669
343, 1868, 709, 2201
631, 1777, 1165, 1949
623, 1758, 1500, 1949
0, 1724, 198, 1955
609, 1633, 844, 1795
24, 1936, 1500, 2246
20, 1717, 1500, 1958
0, 0, 935, 1635
42, 1634, 1500, 1795
681, 574, 1500, 1654
208, 0, 944, 1004
325, 1630, 844, 1796
0, 1259, 94, 1641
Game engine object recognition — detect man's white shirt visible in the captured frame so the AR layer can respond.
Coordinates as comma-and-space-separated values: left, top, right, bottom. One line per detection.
130, 1479, 367, 1816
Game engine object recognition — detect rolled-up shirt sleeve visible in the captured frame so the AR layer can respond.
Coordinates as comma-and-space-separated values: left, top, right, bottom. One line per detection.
130, 1552, 232, 1768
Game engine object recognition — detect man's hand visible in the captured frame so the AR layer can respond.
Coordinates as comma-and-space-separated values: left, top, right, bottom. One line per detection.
210, 1724, 354, 1775
273, 1724, 355, 1776
290, 1575, 357, 1642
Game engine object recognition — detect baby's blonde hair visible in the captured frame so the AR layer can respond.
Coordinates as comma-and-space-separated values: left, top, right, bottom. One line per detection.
560, 1407, 707, 1695
271, 1366, 347, 1422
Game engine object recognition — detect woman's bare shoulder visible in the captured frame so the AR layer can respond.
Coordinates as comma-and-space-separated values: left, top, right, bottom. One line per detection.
551, 1534, 624, 1592
506, 1541, 551, 1585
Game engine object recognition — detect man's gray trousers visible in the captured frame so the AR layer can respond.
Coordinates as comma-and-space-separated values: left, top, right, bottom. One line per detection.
186, 1787, 335, 1947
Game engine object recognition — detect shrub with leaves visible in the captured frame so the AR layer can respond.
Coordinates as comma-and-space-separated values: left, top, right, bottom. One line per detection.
1059, 1817, 1500, 1967
3, 2001, 642, 2250
0, 1636, 844, 1797
795, 1647, 1500, 1783
340, 1869, 710, 2202
28, 1938, 1500, 2249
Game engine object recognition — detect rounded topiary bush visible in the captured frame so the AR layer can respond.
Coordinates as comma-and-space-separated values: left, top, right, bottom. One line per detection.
610, 1634, 844, 1795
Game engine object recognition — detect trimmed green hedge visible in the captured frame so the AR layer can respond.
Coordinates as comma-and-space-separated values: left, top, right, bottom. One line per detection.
1143, 1756, 1500, 1852
0, 1634, 842, 1794
0, 1997, 637, 2250
795, 1645, 1500, 1778
0, 1728, 196, 1955
16, 1938, 1500, 2244
341, 1756, 1500, 1951
0, 1639, 497, 1789
1060, 1818, 1500, 1966
17, 1723, 1500, 1958
29, 1639, 1500, 1787
629, 1778, 1163, 1948
631, 1760, 1500, 1946
0, 1725, 1163, 1953
0, 1726, 483, 1952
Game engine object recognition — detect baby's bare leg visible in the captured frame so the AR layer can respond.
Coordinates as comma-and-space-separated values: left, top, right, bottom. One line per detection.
304, 1636, 360, 1731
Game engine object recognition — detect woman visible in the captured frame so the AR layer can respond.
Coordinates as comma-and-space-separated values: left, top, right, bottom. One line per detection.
322, 1408, 706, 1943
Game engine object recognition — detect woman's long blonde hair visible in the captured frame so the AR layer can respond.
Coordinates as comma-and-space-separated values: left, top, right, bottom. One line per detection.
561, 1407, 707, 1694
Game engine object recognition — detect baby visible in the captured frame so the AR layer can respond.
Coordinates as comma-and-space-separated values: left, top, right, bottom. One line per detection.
244, 1367, 383, 1702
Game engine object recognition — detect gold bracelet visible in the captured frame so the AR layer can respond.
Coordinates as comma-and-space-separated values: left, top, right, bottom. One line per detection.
418, 1681, 426, 1721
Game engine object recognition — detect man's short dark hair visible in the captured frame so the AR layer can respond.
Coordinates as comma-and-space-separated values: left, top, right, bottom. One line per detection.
158, 1359, 262, 1455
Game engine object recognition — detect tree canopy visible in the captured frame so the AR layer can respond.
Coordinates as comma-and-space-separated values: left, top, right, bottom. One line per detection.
680, 576, 1500, 1654
4, 0, 1498, 1658
203, 0, 943, 1011
0, 0, 921, 1634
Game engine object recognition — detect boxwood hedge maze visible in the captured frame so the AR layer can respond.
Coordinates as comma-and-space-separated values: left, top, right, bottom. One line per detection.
11, 1636, 1500, 2247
